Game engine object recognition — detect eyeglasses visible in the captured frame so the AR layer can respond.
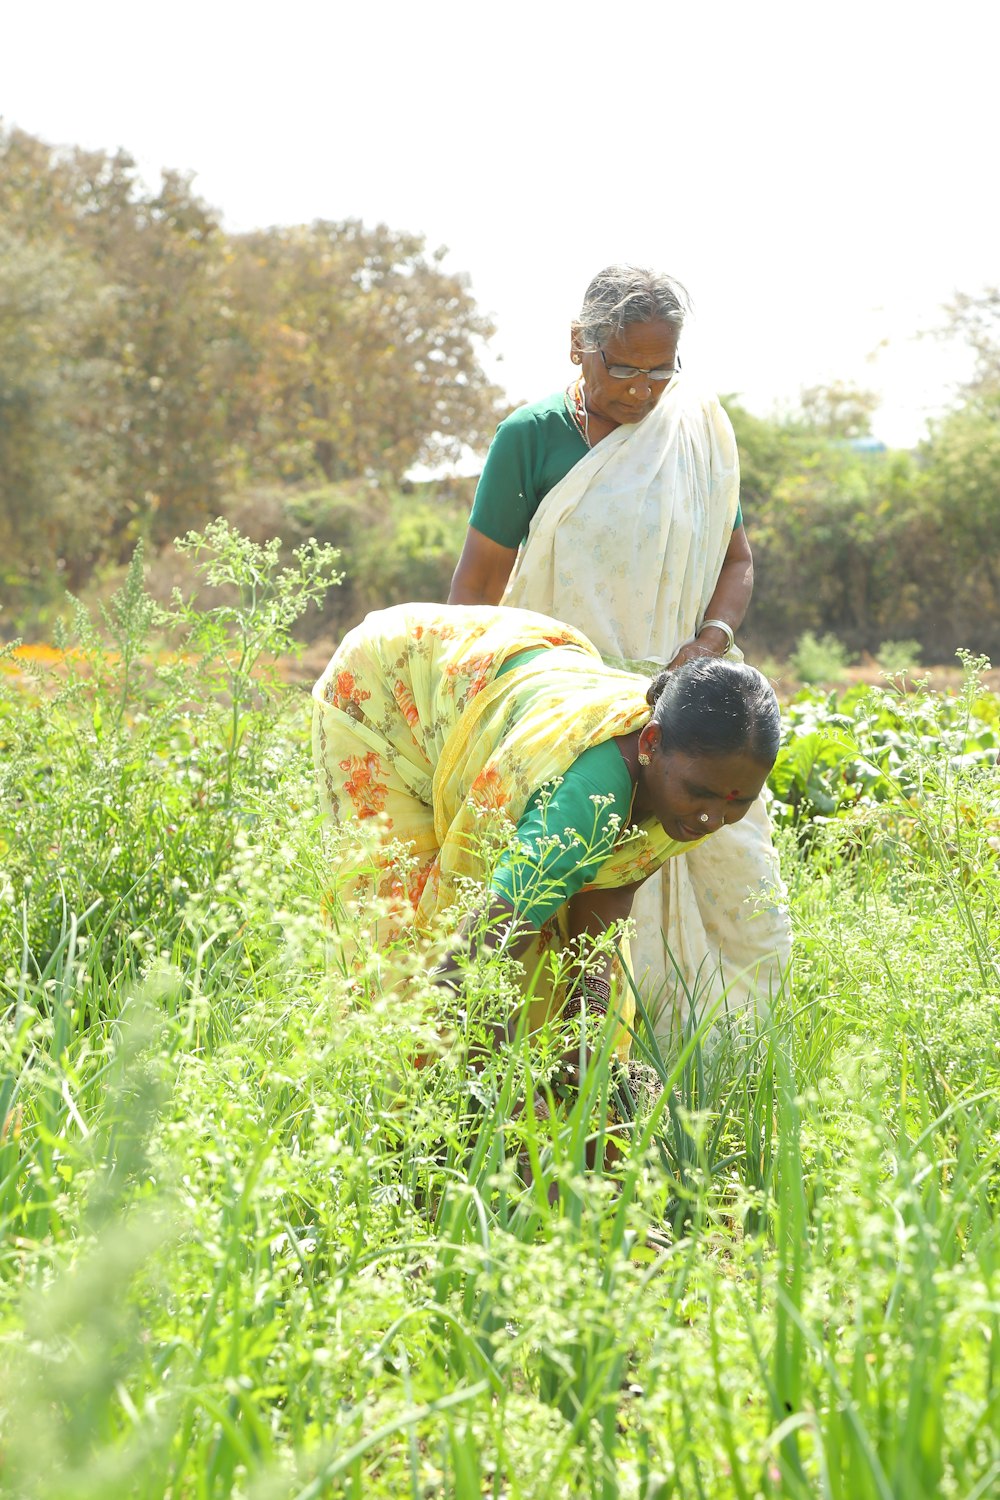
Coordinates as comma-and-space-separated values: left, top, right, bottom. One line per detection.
598, 349, 681, 382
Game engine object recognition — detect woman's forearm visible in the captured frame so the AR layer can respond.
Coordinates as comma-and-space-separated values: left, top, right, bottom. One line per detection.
669, 528, 754, 667
700, 553, 754, 635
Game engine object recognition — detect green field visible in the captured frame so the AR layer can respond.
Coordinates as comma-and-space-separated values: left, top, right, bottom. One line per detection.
2, 530, 999, 1499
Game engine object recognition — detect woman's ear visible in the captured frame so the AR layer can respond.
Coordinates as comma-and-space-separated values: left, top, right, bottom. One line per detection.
638, 722, 663, 760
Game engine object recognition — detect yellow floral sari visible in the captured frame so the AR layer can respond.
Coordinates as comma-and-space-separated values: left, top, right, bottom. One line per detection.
312, 603, 687, 1053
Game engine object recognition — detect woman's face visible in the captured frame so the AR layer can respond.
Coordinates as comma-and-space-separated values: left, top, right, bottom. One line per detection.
572, 317, 680, 426
635, 731, 772, 843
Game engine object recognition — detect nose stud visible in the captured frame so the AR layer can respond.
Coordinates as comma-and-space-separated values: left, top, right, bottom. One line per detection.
698, 813, 709, 824
628, 386, 637, 395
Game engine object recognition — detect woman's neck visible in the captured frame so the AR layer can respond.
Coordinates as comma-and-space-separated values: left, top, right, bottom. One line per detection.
569, 378, 619, 448
613, 730, 649, 820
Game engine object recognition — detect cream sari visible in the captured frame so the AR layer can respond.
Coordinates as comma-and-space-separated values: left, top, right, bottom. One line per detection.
502, 380, 791, 1033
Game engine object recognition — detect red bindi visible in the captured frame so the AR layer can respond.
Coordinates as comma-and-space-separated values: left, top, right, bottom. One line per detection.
726, 789, 742, 800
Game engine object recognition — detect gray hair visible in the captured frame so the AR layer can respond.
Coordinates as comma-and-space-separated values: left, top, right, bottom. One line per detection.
574, 265, 691, 350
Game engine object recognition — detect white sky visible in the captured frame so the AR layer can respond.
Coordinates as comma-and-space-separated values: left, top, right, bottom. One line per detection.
3, 0, 997, 448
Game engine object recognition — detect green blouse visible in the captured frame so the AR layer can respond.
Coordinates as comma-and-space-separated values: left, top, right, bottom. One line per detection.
490, 649, 636, 925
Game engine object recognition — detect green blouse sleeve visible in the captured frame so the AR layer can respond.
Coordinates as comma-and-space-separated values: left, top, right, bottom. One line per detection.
468, 413, 538, 549
490, 739, 634, 927
468, 397, 589, 549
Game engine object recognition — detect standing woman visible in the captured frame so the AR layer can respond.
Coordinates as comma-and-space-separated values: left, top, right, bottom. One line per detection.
448, 265, 791, 1030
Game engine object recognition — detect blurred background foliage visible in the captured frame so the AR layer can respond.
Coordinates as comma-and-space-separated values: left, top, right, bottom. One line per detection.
2, 122, 999, 661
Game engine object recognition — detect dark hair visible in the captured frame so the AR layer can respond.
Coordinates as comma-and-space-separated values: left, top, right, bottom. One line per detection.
647, 658, 781, 766
574, 265, 691, 349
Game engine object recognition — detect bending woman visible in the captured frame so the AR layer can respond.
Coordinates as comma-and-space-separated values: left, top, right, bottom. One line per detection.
448, 265, 792, 1031
313, 603, 780, 1060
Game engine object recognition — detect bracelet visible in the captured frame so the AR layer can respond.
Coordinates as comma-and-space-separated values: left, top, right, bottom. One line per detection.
582, 975, 611, 1006
698, 618, 735, 654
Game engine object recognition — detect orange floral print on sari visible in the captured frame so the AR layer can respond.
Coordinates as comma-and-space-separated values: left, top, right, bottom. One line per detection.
339, 751, 388, 820
444, 651, 496, 707
393, 678, 419, 728
331, 669, 372, 722
469, 764, 510, 813
377, 855, 434, 909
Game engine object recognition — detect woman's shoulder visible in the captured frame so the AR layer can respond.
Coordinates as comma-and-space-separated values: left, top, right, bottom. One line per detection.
496, 390, 572, 435
672, 379, 725, 415
674, 383, 736, 436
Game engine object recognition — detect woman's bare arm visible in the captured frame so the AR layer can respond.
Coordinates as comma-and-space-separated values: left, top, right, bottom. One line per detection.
567, 883, 640, 944
565, 882, 642, 995
668, 525, 754, 669
448, 527, 519, 606
430, 882, 640, 1053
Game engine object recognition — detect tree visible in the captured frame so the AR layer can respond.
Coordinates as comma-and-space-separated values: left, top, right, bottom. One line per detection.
0, 228, 113, 607
796, 380, 879, 441
917, 391, 1000, 645
0, 125, 506, 625
941, 286, 1000, 395
228, 220, 504, 483
723, 398, 925, 655
0, 126, 246, 555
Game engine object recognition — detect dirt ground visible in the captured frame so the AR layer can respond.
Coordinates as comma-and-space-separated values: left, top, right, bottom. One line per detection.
287, 638, 1000, 701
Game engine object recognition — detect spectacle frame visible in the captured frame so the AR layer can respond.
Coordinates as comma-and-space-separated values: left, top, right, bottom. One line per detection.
598, 349, 682, 382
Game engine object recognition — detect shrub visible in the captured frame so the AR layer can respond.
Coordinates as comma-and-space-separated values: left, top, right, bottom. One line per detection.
1, 522, 341, 976
876, 637, 922, 675
789, 629, 852, 684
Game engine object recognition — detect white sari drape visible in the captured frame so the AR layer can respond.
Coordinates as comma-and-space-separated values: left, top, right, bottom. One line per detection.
502, 380, 791, 1035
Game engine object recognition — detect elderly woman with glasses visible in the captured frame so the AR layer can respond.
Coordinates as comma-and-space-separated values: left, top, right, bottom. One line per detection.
448, 264, 791, 1035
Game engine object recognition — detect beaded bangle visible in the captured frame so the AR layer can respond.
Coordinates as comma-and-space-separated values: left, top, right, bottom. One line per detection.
698, 617, 736, 654
583, 975, 612, 1007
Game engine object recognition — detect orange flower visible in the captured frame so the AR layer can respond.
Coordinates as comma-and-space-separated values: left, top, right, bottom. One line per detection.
376, 856, 434, 912
339, 751, 388, 819
408, 859, 434, 907
334, 669, 371, 712
378, 869, 408, 904
470, 765, 510, 812
445, 652, 495, 704
392, 677, 419, 727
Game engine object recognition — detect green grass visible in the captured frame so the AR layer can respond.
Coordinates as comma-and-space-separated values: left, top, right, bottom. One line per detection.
1, 535, 999, 1497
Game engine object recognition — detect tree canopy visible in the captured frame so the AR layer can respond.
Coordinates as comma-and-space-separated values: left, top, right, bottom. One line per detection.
0, 124, 502, 617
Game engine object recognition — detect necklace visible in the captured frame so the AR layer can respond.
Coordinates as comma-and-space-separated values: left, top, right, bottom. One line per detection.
565, 378, 591, 448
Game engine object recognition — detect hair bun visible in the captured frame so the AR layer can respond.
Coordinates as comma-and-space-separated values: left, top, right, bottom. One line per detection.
646, 668, 673, 707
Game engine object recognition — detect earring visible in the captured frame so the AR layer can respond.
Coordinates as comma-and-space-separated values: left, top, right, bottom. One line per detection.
571, 352, 581, 364
638, 752, 651, 767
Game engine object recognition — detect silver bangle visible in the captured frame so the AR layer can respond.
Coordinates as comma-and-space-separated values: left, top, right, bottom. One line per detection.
698, 618, 735, 653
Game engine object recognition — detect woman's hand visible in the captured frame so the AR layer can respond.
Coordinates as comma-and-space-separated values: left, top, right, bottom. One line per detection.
667, 635, 725, 670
